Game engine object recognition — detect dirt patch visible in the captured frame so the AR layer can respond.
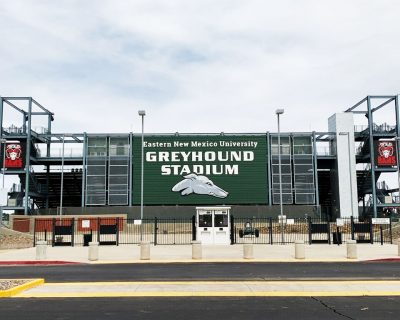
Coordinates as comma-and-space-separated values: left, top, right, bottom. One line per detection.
0, 280, 30, 291
0, 228, 34, 249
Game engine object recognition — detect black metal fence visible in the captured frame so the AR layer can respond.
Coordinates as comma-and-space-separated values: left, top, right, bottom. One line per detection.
232, 217, 393, 245
33, 216, 393, 246
33, 217, 194, 246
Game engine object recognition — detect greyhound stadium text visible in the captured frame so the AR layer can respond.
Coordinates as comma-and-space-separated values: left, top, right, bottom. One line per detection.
145, 150, 255, 175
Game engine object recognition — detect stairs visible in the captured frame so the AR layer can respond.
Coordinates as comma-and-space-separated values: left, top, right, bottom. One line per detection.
18, 170, 82, 208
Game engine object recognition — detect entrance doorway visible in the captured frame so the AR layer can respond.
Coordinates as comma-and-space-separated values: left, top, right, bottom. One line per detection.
196, 207, 231, 245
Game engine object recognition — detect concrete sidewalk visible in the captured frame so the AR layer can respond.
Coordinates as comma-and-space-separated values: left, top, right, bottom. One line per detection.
0, 243, 399, 263
15, 280, 400, 298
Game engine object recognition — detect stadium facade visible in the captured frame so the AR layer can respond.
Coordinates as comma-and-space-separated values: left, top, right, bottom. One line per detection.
0, 95, 399, 219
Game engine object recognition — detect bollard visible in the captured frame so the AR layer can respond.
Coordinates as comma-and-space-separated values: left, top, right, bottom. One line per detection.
295, 240, 305, 259
398, 239, 400, 256
192, 240, 202, 260
243, 238, 254, 259
35, 241, 47, 260
88, 242, 99, 261
346, 240, 357, 259
140, 241, 150, 260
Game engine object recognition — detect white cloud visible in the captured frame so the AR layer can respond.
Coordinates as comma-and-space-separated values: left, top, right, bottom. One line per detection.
0, 0, 399, 135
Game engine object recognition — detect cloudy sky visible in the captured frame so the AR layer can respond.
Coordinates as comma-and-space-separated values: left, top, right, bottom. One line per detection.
0, 0, 399, 134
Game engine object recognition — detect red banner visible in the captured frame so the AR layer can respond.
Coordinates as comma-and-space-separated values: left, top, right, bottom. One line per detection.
375, 140, 397, 167
5, 142, 23, 168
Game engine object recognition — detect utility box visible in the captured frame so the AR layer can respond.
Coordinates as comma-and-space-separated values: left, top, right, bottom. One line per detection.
196, 207, 231, 245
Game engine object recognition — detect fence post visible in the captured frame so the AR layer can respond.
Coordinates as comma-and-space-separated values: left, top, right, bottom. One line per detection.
116, 218, 119, 246
192, 215, 196, 241
335, 225, 340, 246
97, 217, 100, 243
52, 218, 55, 247
327, 221, 331, 245
308, 217, 312, 245
269, 218, 273, 245
390, 219, 393, 244
380, 226, 383, 246
230, 215, 235, 245
33, 219, 36, 247
350, 216, 355, 240
71, 218, 75, 247
154, 217, 158, 246
369, 217, 374, 244
174, 218, 176, 244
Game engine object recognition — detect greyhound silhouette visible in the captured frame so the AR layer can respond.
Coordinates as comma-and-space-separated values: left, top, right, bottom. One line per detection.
172, 173, 228, 198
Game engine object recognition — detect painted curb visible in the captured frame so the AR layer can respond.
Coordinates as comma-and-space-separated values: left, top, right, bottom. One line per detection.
88, 258, 359, 264
0, 261, 82, 266
0, 279, 45, 298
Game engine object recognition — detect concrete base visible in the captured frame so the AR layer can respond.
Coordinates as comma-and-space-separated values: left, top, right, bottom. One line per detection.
140, 241, 150, 260
398, 240, 400, 256
192, 241, 202, 260
347, 240, 357, 259
35, 241, 47, 260
295, 240, 305, 259
243, 241, 254, 259
88, 242, 99, 261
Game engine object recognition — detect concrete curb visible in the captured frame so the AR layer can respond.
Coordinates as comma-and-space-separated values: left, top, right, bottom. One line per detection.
0, 261, 82, 266
0, 279, 44, 297
88, 258, 361, 264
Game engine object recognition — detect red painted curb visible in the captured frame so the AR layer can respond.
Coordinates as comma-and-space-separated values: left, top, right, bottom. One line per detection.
366, 258, 400, 262
0, 261, 82, 266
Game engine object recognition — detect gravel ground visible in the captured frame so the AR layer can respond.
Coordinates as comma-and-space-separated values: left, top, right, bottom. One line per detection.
0, 280, 29, 291
0, 234, 33, 249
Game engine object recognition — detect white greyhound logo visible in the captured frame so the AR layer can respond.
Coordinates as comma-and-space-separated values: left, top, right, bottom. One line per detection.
172, 173, 229, 198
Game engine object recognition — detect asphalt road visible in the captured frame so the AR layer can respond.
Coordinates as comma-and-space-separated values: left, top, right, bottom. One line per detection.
1, 261, 400, 282
1, 296, 398, 320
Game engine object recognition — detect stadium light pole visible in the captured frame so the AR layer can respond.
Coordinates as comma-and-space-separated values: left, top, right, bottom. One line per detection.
276, 108, 285, 244
138, 110, 146, 240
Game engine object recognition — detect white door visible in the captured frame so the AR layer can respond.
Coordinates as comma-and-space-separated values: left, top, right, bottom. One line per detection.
213, 210, 230, 245
197, 211, 213, 245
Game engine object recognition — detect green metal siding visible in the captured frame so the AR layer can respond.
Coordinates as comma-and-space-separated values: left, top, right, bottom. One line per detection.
132, 135, 268, 205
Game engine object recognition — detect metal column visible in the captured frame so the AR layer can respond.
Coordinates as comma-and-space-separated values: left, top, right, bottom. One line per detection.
81, 132, 87, 207
24, 98, 32, 215
45, 115, 52, 209
312, 132, 320, 218
266, 132, 272, 206
0, 97, 3, 139
367, 97, 378, 218
129, 132, 133, 207
395, 96, 400, 198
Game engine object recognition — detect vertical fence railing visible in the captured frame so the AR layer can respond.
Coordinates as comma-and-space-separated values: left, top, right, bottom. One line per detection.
32, 216, 394, 246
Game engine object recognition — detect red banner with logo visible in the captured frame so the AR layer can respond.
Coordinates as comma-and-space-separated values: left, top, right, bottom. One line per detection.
4, 142, 23, 168
375, 140, 397, 167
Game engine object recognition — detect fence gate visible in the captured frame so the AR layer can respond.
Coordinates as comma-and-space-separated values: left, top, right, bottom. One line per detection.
97, 218, 119, 245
